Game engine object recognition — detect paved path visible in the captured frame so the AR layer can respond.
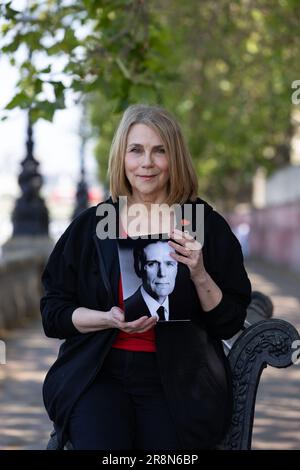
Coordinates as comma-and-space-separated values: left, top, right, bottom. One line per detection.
0, 258, 299, 449
0, 321, 60, 450
246, 259, 300, 450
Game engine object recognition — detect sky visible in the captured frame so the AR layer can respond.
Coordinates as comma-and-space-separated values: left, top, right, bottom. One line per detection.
0, 0, 100, 191
0, 1, 104, 246
0, 56, 100, 193
0, 55, 103, 246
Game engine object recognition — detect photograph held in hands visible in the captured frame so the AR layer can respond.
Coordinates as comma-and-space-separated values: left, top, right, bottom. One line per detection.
117, 233, 199, 323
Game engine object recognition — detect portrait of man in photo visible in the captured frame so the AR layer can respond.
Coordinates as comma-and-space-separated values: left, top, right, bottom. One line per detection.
117, 235, 193, 322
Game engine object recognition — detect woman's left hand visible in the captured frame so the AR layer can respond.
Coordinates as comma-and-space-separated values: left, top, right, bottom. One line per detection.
168, 228, 207, 283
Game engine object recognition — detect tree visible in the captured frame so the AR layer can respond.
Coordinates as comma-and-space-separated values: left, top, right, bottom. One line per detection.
90, 0, 300, 207
155, 0, 300, 206
0, 0, 167, 121
2, 0, 300, 207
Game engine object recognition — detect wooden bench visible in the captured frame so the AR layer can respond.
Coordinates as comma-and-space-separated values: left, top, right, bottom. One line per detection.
46, 291, 300, 450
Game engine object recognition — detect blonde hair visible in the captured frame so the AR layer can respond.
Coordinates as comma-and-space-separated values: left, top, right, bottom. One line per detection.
108, 104, 198, 205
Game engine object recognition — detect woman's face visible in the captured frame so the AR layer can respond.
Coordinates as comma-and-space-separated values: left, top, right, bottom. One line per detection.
124, 123, 170, 203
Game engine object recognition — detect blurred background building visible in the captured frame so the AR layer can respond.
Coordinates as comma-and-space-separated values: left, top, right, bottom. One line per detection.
228, 109, 300, 273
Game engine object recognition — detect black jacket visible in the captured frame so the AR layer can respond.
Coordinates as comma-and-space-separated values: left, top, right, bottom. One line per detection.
40, 196, 251, 449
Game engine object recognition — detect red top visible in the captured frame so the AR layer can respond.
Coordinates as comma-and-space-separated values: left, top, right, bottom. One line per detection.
111, 277, 156, 352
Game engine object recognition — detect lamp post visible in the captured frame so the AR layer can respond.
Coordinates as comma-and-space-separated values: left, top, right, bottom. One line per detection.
2, 111, 52, 258
12, 112, 49, 235
72, 106, 89, 219
2, 0, 53, 257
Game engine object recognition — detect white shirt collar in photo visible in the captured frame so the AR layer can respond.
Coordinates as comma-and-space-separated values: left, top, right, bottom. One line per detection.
140, 286, 169, 321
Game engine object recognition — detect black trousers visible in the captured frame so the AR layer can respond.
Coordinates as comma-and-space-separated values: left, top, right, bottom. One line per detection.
68, 347, 182, 450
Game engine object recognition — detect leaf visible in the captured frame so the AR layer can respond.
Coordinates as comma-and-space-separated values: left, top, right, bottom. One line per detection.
115, 57, 131, 80
5, 92, 31, 110
3, 4, 19, 20
30, 102, 56, 123
34, 79, 43, 95
38, 65, 52, 74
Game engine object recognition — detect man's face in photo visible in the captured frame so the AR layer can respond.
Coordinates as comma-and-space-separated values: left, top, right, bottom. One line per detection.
141, 242, 178, 300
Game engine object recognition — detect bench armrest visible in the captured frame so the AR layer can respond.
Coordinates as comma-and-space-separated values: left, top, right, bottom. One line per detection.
219, 318, 300, 449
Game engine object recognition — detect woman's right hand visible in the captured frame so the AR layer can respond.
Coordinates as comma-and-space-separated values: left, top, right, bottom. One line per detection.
72, 306, 157, 334
108, 306, 157, 333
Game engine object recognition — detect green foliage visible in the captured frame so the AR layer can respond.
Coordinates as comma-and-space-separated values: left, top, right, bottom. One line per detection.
153, 0, 300, 205
1, 0, 300, 206
0, 0, 164, 118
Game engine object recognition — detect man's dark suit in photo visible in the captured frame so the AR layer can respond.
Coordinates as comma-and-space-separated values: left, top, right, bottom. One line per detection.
124, 285, 179, 322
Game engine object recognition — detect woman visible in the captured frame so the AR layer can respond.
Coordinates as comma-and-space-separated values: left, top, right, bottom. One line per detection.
41, 104, 251, 450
